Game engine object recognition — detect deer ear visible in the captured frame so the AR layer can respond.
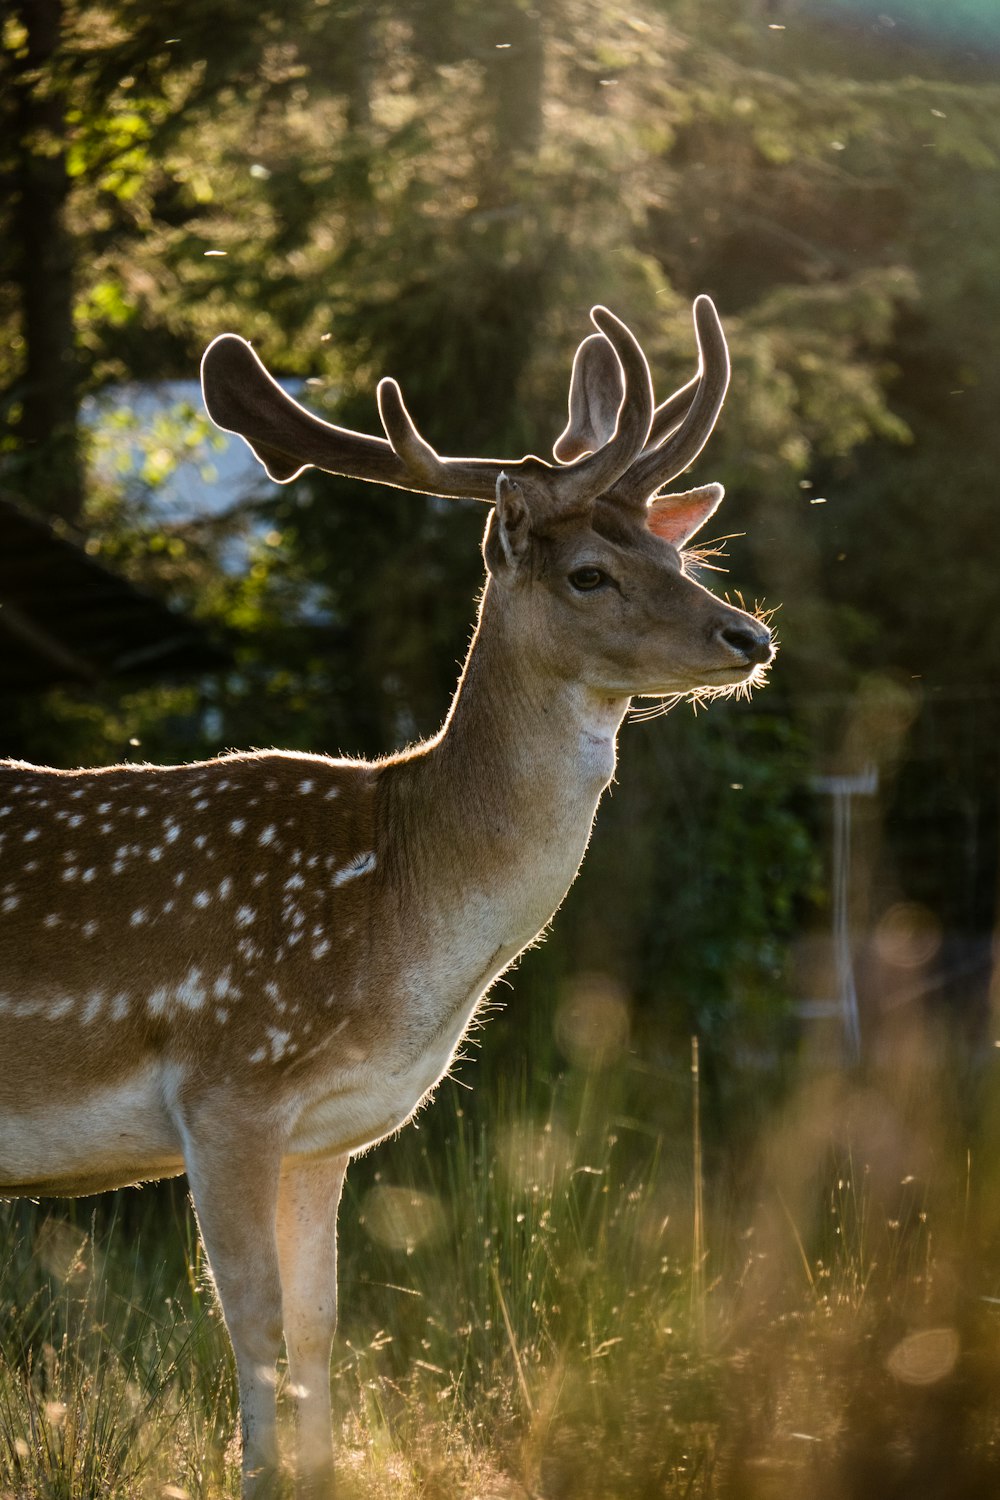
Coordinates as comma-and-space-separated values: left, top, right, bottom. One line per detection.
646, 483, 724, 548
553, 333, 624, 463
483, 474, 532, 577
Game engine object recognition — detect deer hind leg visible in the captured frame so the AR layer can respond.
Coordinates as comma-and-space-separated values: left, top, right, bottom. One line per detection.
276, 1152, 348, 1500
180, 1115, 286, 1499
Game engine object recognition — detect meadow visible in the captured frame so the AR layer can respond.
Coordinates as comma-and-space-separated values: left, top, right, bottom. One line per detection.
4, 997, 1000, 1500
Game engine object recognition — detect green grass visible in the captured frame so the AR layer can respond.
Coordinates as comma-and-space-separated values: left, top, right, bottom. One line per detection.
4, 1021, 1000, 1498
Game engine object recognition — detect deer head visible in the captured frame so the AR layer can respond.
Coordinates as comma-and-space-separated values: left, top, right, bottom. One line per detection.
201, 297, 773, 711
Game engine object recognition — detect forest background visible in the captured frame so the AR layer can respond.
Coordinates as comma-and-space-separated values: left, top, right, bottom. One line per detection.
3, 0, 1000, 1496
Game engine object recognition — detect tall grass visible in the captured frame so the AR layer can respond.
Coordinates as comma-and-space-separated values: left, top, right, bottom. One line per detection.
3, 1007, 1000, 1497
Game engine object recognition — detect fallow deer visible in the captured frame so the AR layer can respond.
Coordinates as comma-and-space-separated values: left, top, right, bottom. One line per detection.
0, 296, 772, 1497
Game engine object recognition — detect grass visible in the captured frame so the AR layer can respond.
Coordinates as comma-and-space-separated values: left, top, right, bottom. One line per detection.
3, 1010, 1000, 1498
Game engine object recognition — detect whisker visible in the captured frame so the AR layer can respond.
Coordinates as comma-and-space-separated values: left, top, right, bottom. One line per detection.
627, 657, 773, 726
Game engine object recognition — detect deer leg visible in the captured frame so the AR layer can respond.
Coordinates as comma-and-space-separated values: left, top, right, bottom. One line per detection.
182, 1120, 286, 1499
276, 1152, 348, 1500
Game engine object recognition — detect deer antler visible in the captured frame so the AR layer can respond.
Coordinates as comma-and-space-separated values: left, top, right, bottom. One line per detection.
553, 297, 729, 506
554, 333, 700, 465
201, 309, 653, 505
611, 296, 730, 505
201, 297, 725, 510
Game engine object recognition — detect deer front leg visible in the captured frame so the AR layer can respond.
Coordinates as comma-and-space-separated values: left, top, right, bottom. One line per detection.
276, 1152, 348, 1500
182, 1117, 286, 1498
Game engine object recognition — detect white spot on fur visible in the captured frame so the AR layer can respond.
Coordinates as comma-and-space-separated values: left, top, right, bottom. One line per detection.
82, 867, 96, 882
195, 799, 209, 812
194, 891, 210, 909
48, 998, 74, 1021
44, 914, 61, 928
67, 814, 84, 828
130, 908, 147, 926
149, 846, 163, 861
312, 938, 330, 959
62, 867, 78, 881
218, 876, 233, 899
111, 993, 129, 1021
285, 873, 305, 891
299, 780, 315, 794
229, 818, 246, 835
23, 829, 39, 842
177, 969, 206, 1010
266, 1027, 292, 1060
83, 920, 98, 938
235, 905, 256, 927
82, 993, 103, 1025
2, 896, 19, 913
98, 802, 111, 814
331, 851, 376, 887
248, 1046, 267, 1065
259, 824, 276, 846
164, 821, 180, 843
324, 788, 339, 800
148, 987, 169, 1015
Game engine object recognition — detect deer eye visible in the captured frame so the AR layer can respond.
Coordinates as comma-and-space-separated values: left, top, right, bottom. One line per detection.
568, 566, 608, 593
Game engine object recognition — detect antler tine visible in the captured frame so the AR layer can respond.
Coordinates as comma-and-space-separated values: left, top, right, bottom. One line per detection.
375, 378, 520, 499
202, 334, 519, 502
552, 306, 654, 504
612, 296, 730, 504
644, 369, 701, 454
552, 333, 623, 464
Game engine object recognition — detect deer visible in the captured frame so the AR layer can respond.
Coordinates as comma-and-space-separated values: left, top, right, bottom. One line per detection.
0, 295, 772, 1498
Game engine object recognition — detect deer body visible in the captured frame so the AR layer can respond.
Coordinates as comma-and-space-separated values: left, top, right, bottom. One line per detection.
0, 586, 621, 1191
0, 297, 773, 1497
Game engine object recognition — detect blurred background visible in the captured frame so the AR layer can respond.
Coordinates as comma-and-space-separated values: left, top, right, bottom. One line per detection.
3, 1, 1000, 1496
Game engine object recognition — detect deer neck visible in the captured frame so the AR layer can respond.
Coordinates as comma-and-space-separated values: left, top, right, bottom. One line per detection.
387, 582, 628, 952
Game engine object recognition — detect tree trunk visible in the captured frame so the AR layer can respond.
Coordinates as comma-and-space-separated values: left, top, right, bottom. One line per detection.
12, 0, 82, 524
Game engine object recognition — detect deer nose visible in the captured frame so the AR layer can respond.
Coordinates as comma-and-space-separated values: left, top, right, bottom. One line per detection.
717, 621, 773, 666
